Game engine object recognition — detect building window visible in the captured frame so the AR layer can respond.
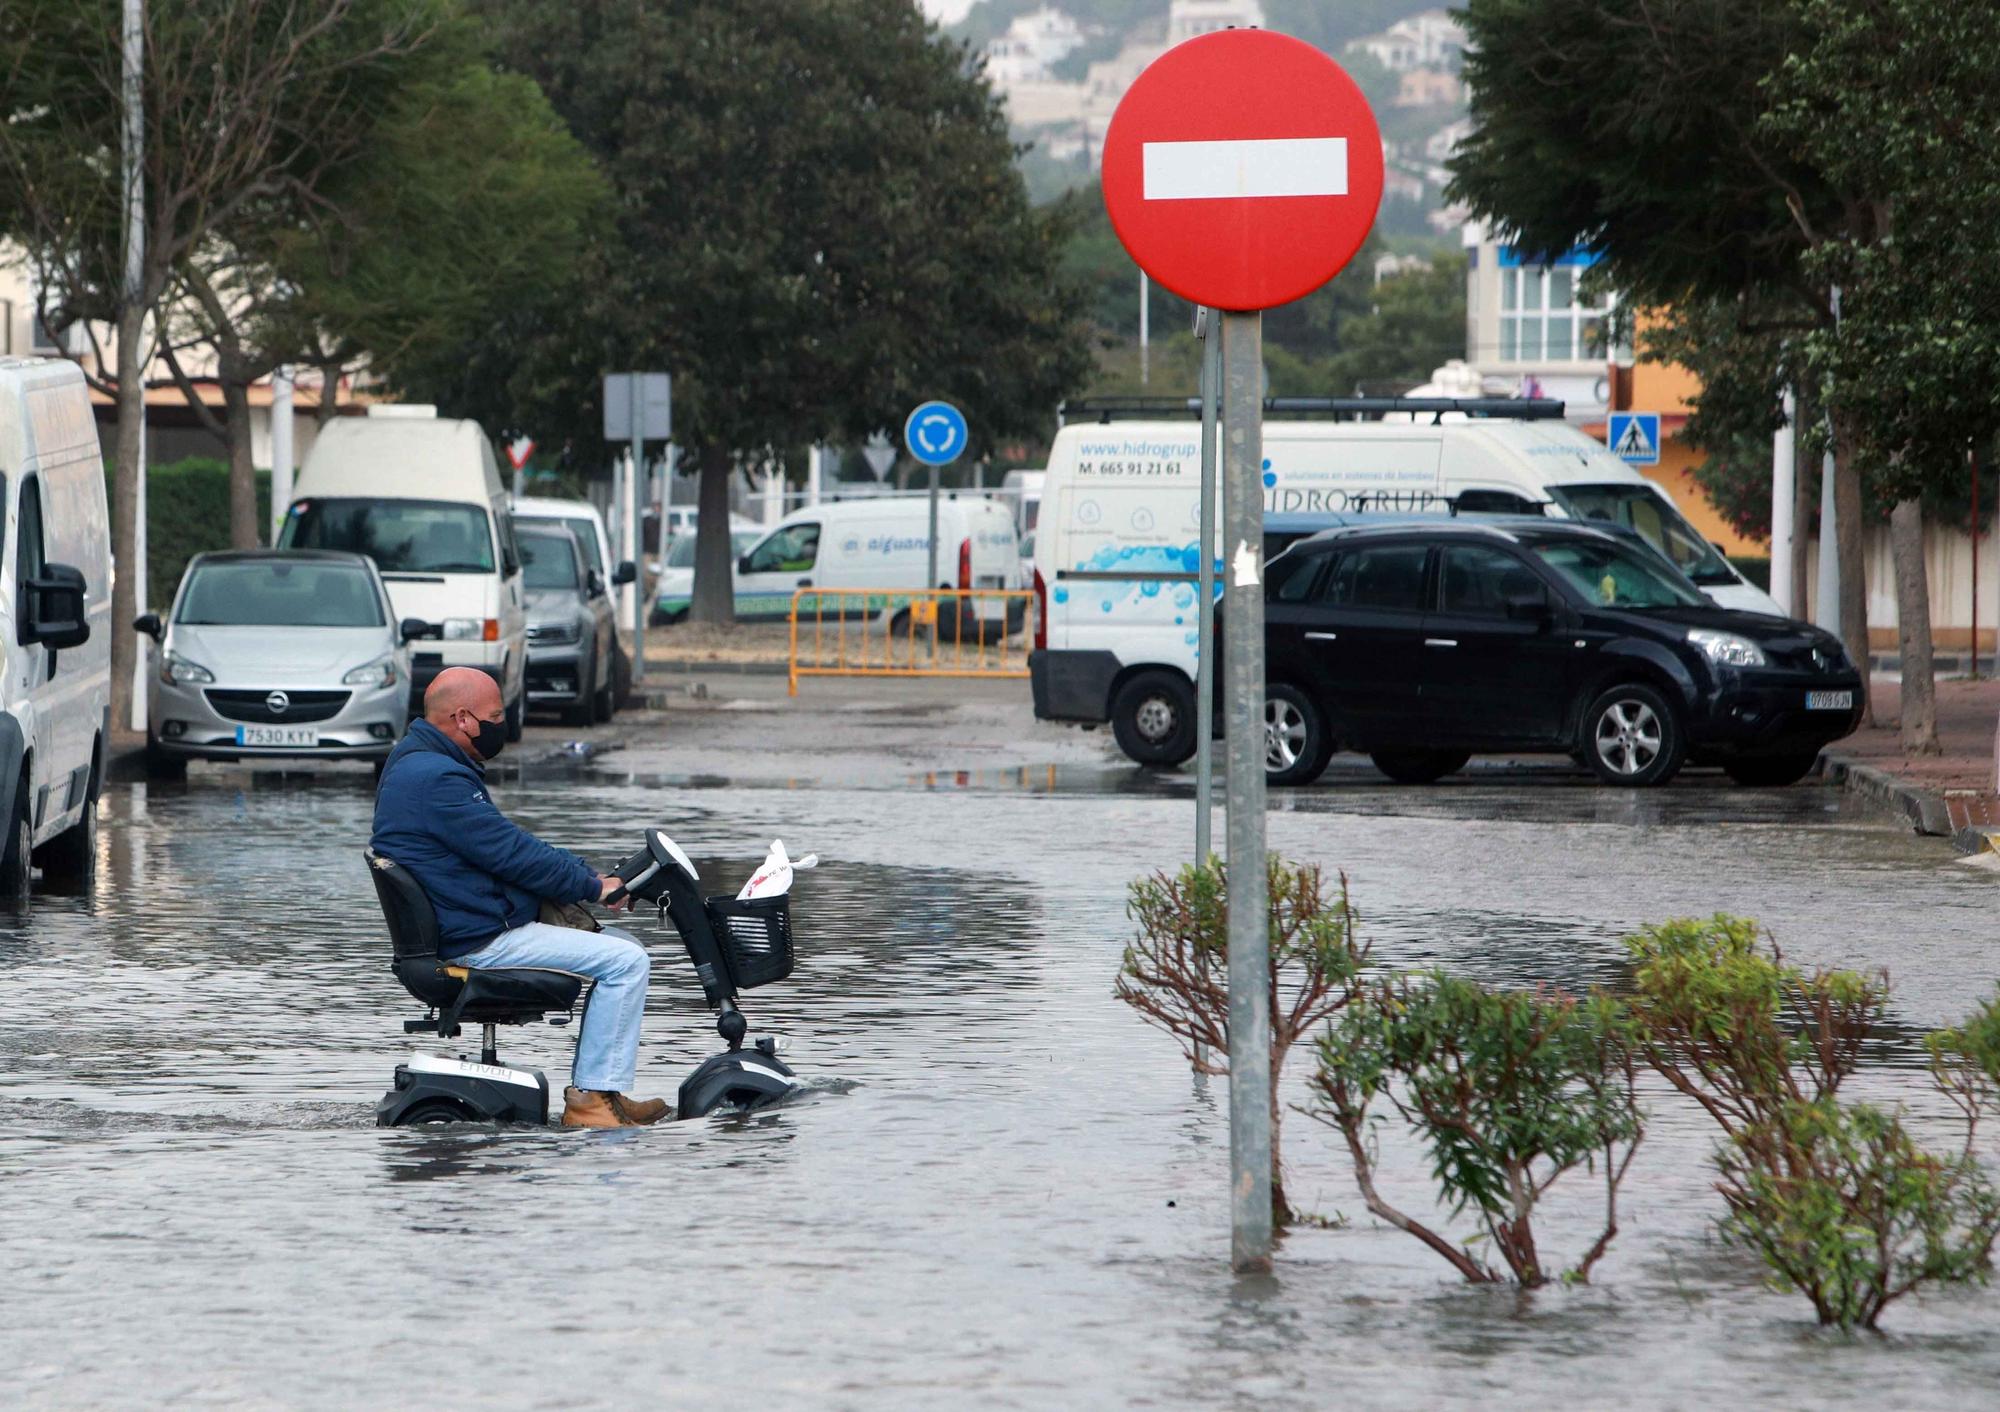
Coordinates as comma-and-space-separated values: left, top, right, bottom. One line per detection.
30, 308, 65, 355
1496, 263, 1609, 363
0, 298, 12, 355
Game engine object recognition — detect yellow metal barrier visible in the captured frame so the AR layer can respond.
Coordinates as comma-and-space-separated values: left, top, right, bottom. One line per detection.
788, 587, 1039, 695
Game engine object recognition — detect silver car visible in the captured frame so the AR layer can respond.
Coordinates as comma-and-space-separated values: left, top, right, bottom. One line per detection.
136, 550, 419, 778
518, 523, 615, 724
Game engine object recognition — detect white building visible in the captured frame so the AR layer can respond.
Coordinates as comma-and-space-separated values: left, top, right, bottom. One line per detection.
1349, 8, 1468, 73
983, 7, 1087, 88
1461, 221, 1615, 422
1168, 0, 1264, 45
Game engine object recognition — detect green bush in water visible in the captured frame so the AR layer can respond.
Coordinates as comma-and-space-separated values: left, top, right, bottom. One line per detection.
1117, 855, 1368, 1225
1626, 915, 2000, 1329
1306, 972, 1644, 1287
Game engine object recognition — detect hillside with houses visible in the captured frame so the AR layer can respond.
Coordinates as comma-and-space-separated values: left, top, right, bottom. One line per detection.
952, 0, 1470, 238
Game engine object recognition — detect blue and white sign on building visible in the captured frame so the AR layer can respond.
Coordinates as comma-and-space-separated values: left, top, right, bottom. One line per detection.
1608, 411, 1661, 466
903, 400, 968, 467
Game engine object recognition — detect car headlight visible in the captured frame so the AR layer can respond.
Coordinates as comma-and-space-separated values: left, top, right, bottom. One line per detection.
342, 655, 399, 688
160, 649, 215, 685
1687, 628, 1766, 668
527, 620, 582, 646
441, 617, 498, 642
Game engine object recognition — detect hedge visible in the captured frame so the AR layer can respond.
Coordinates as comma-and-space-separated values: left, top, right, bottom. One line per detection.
103, 459, 272, 611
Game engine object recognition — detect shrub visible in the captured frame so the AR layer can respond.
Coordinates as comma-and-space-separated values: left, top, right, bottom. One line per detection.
103, 459, 273, 610
1714, 1098, 2000, 1329
1626, 916, 1999, 1329
1306, 973, 1644, 1287
1117, 856, 1367, 1224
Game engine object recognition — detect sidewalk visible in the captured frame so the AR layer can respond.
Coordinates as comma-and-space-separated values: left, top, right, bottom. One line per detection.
1822, 675, 2000, 846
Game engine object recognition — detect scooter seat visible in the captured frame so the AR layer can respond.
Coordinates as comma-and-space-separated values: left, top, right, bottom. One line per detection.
394, 958, 584, 1022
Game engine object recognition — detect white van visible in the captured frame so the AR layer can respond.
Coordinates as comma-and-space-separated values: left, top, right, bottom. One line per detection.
1029, 411, 1780, 755
728, 496, 1022, 625
0, 358, 112, 893
279, 408, 529, 737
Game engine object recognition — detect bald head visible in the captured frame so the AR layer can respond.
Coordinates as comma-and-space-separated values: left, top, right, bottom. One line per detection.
425, 666, 502, 724
424, 667, 507, 760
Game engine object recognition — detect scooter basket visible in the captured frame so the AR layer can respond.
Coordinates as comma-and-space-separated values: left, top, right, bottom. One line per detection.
704, 893, 794, 989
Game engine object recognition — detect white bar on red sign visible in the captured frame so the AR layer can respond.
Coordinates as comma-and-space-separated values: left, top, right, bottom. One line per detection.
1141, 137, 1348, 201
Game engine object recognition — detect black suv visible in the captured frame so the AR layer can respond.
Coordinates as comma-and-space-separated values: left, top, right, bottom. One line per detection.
1258, 520, 1863, 788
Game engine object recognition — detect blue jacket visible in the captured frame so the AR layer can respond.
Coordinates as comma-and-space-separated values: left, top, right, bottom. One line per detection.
370, 720, 599, 957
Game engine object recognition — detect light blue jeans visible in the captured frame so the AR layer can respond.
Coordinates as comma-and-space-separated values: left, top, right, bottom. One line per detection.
459, 922, 650, 1092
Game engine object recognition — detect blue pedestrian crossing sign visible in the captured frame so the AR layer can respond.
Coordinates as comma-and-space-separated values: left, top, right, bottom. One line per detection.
903, 400, 968, 467
1608, 412, 1661, 466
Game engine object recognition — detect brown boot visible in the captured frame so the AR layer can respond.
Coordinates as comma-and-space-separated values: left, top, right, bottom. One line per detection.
609, 1092, 668, 1125
561, 1086, 640, 1128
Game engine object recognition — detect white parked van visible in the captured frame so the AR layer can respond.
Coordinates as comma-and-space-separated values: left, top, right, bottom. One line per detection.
279, 408, 529, 737
1029, 406, 1780, 757
728, 496, 1022, 625
0, 358, 112, 894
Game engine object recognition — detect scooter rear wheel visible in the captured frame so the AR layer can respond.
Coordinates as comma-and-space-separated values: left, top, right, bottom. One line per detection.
396, 1098, 472, 1125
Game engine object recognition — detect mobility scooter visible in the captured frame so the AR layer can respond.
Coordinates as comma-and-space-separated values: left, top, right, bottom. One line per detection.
370, 829, 802, 1126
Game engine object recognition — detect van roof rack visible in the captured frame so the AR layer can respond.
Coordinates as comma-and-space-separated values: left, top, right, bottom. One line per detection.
1056, 396, 1567, 426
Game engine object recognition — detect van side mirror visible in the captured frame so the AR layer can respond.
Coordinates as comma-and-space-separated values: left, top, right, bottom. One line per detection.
586, 569, 606, 598
1505, 591, 1551, 624
399, 617, 435, 643
613, 560, 637, 587
27, 563, 89, 649
133, 611, 164, 641
737, 554, 753, 575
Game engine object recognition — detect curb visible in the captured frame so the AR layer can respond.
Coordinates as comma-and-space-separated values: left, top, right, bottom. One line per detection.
638, 658, 789, 678
1819, 751, 1955, 839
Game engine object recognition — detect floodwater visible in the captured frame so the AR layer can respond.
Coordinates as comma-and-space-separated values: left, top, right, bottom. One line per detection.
4, 760, 1999, 1410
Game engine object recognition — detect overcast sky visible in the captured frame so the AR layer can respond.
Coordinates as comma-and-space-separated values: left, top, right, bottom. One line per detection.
917, 0, 975, 23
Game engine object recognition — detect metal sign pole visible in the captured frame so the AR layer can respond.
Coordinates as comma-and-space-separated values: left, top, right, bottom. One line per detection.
927, 465, 942, 589
1196, 307, 1218, 867
627, 384, 643, 684
1221, 308, 1271, 1274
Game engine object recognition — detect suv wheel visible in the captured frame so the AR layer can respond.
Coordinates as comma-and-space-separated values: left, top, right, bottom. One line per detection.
1583, 682, 1685, 787
1110, 671, 1197, 767
1369, 749, 1470, 785
1724, 753, 1820, 787
505, 690, 524, 743
1265, 683, 1334, 787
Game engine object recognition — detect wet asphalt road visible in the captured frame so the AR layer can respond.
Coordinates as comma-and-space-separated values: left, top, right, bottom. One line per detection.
3, 677, 1997, 1410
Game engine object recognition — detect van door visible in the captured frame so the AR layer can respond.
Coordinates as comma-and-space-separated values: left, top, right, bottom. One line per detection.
736, 521, 820, 621
12, 474, 48, 828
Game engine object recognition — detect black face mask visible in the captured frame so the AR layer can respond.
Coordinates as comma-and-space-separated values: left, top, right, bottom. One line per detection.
464, 714, 507, 761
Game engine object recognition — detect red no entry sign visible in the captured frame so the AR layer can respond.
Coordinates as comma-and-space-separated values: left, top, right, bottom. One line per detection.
1102, 29, 1384, 312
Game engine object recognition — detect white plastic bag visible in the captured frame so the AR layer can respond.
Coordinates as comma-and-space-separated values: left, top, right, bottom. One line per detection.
738, 839, 818, 900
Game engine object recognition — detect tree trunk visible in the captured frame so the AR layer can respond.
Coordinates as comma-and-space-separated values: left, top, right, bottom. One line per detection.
1831, 419, 1872, 724
689, 445, 737, 626
109, 301, 147, 741
224, 380, 259, 548
1792, 433, 1814, 617
1889, 497, 1940, 755
1269, 1078, 1292, 1226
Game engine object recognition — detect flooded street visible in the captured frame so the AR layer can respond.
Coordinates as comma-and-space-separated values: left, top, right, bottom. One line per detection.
5, 697, 2000, 1409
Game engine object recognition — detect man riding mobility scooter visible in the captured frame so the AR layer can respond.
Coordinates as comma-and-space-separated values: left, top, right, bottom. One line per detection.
371, 829, 804, 1126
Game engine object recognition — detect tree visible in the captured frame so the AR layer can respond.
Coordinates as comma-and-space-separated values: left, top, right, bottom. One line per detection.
0, 0, 440, 730
156, 44, 608, 548
446, 0, 1091, 624
1756, 0, 2000, 753
1445, 0, 1875, 718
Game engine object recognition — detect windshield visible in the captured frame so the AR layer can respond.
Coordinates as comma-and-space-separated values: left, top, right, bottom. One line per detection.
177, 561, 385, 628
666, 531, 759, 568
284, 498, 495, 574
1547, 484, 1737, 585
519, 533, 580, 590
1533, 537, 1709, 609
